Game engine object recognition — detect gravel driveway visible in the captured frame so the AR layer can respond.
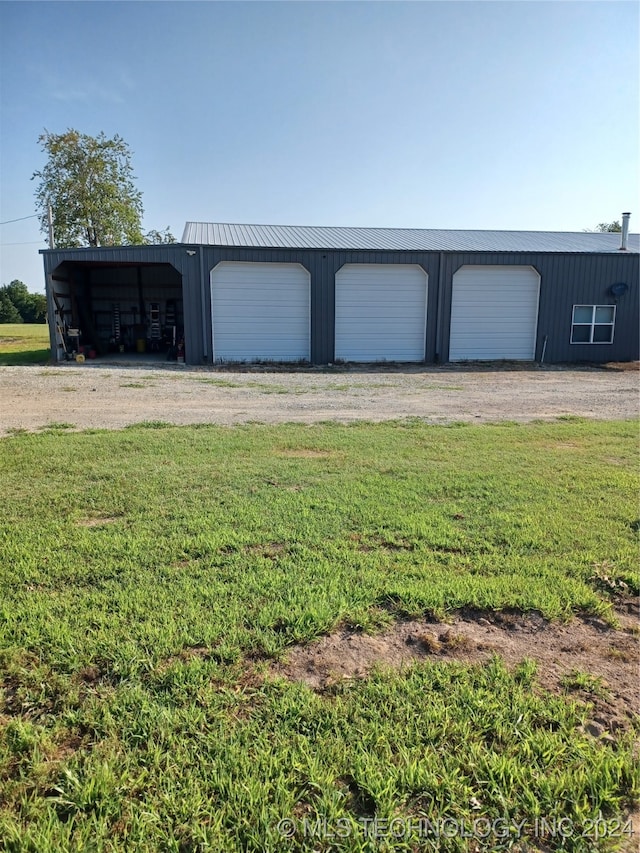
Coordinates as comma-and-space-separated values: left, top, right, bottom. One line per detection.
1, 362, 637, 435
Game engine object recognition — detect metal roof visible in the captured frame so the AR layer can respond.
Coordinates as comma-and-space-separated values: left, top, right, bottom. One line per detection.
182, 222, 640, 254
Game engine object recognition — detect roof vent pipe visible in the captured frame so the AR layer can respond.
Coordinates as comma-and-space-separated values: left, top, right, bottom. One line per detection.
620, 212, 631, 250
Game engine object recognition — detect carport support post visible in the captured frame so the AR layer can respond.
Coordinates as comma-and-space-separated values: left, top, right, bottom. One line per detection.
435, 252, 444, 363
45, 272, 59, 362
199, 246, 208, 361
79, 269, 104, 356
136, 267, 146, 344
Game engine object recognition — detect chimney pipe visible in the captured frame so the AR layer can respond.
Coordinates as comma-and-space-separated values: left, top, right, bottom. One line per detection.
620, 212, 631, 250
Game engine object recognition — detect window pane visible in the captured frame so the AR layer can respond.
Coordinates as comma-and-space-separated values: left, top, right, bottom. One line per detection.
595, 306, 614, 323
573, 306, 593, 323
571, 324, 591, 343
593, 325, 613, 343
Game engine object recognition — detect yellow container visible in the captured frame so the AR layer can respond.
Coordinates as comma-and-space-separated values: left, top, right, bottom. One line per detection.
136, 339, 146, 353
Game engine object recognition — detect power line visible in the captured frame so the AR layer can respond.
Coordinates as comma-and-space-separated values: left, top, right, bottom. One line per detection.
0, 214, 40, 225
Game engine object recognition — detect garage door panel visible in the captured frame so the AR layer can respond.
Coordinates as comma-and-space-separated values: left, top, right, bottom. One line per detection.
335, 264, 427, 362
211, 262, 310, 362
449, 266, 539, 361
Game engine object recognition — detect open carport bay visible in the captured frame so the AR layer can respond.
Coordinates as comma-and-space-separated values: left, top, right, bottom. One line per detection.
48, 261, 184, 363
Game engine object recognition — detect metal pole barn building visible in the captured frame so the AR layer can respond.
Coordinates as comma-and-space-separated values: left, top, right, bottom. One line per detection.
41, 219, 639, 367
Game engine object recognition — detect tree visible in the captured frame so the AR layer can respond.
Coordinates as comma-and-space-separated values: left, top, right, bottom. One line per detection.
24, 292, 47, 323
0, 292, 23, 323
0, 281, 47, 323
596, 221, 621, 232
144, 227, 177, 244
2, 280, 31, 318
32, 129, 145, 248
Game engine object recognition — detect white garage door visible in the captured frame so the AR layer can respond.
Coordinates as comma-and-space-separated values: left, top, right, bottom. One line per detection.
335, 264, 428, 362
449, 266, 540, 361
211, 262, 310, 362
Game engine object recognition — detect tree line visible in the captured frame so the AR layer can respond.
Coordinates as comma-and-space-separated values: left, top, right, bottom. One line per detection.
0, 281, 47, 324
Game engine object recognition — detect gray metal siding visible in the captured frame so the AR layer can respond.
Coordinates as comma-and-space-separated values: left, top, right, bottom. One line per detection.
42, 245, 638, 366
439, 253, 639, 363
534, 253, 639, 363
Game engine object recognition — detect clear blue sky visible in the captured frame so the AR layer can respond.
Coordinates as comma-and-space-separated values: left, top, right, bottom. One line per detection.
1, 0, 638, 292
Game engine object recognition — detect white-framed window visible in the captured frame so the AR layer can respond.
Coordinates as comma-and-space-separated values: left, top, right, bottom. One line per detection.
570, 305, 616, 344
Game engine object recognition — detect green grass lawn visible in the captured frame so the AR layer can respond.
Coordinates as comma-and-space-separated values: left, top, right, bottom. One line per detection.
0, 419, 638, 851
0, 323, 50, 366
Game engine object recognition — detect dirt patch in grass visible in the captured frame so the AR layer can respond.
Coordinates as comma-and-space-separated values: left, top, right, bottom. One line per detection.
348, 532, 416, 552
542, 441, 582, 450
76, 516, 120, 527
154, 645, 212, 674
273, 599, 640, 733
245, 542, 287, 558
277, 449, 334, 458
48, 732, 85, 764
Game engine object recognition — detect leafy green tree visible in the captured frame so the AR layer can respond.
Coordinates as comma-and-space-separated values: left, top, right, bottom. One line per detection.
0, 292, 23, 323
0, 281, 47, 323
24, 292, 48, 323
2, 280, 31, 318
32, 129, 145, 248
596, 221, 621, 232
